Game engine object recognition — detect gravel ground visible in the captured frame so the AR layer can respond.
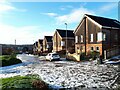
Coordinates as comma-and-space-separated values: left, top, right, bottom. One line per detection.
0, 54, 120, 90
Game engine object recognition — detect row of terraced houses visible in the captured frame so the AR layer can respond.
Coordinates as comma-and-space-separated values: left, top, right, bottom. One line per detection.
33, 14, 120, 61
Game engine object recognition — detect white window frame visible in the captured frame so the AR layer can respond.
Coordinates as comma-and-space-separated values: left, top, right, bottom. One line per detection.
102, 33, 106, 41
81, 35, 83, 42
47, 44, 49, 48
97, 32, 106, 42
97, 32, 102, 41
61, 41, 65, 46
75, 36, 78, 43
90, 34, 93, 42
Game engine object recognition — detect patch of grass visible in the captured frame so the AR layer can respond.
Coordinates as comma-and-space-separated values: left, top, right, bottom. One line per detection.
1, 55, 22, 67
0, 74, 48, 90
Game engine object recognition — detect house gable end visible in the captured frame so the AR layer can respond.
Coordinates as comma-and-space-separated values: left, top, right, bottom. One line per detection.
74, 16, 85, 34
86, 15, 102, 29
56, 30, 62, 39
74, 15, 102, 35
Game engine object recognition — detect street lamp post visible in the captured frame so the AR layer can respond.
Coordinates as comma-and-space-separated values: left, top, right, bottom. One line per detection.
65, 23, 67, 56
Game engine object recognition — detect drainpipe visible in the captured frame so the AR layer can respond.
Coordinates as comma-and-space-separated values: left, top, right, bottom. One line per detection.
56, 31, 57, 52
110, 27, 112, 57
84, 17, 87, 55
65, 23, 67, 56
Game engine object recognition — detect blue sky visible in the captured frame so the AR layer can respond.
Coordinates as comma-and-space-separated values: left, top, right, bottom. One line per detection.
0, 1, 119, 44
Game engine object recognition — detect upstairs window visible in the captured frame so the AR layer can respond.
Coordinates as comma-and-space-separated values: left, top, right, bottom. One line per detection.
47, 44, 49, 48
61, 41, 65, 46
115, 34, 118, 41
102, 33, 106, 41
90, 34, 93, 42
97, 32, 102, 41
75, 36, 78, 43
81, 35, 83, 42
97, 32, 106, 41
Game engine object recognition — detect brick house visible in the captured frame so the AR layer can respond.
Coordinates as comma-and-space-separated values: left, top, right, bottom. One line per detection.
53, 29, 75, 53
43, 36, 53, 53
74, 14, 120, 59
38, 39, 43, 55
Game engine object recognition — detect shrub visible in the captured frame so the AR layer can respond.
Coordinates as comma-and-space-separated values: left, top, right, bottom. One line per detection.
87, 51, 100, 60
67, 47, 75, 54
1, 55, 22, 67
80, 52, 88, 61
57, 50, 66, 55
66, 55, 77, 61
32, 80, 48, 89
0, 74, 48, 89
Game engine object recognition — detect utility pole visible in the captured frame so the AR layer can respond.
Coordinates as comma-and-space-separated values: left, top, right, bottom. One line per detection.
65, 23, 67, 56
15, 39, 16, 45
14, 39, 16, 54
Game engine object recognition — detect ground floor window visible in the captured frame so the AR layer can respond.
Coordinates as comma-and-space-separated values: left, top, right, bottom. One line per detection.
91, 47, 94, 51
96, 47, 99, 51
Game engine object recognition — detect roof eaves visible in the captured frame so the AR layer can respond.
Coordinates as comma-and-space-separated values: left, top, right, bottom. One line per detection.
62, 37, 75, 39
102, 26, 120, 29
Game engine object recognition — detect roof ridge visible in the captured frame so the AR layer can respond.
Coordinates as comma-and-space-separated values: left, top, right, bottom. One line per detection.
56, 29, 73, 31
85, 14, 118, 21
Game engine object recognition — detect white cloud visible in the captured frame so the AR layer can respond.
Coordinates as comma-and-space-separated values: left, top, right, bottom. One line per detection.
0, 23, 53, 44
0, 1, 27, 22
56, 7, 95, 24
0, 1, 16, 12
60, 5, 73, 10
0, 1, 27, 13
41, 12, 58, 17
99, 3, 117, 13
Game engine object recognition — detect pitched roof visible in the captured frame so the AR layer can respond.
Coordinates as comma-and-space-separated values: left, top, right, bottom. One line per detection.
45, 36, 52, 42
86, 14, 120, 28
56, 29, 74, 38
38, 39, 43, 44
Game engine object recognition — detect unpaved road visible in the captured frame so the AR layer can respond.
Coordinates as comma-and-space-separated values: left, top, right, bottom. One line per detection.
0, 54, 119, 90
